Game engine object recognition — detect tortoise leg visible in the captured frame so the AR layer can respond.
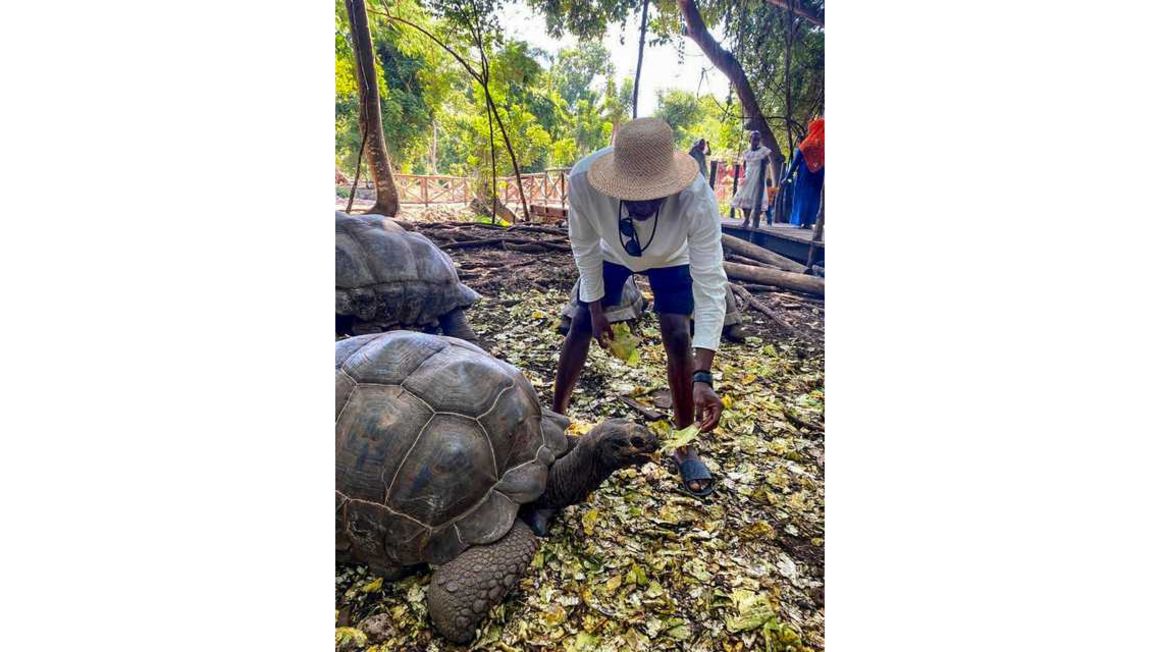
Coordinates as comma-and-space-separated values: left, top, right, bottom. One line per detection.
439, 308, 479, 343
427, 519, 537, 644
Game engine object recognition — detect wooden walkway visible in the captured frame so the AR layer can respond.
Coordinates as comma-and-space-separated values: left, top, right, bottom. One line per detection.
720, 219, 818, 243
719, 218, 823, 264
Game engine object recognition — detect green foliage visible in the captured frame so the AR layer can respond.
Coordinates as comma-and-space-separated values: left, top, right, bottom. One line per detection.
335, 0, 454, 174
525, 0, 825, 161
335, 0, 815, 193
553, 42, 614, 106
526, 0, 639, 39
654, 89, 702, 142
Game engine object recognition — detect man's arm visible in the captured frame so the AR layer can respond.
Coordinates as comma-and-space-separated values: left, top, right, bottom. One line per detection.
687, 183, 728, 354
567, 184, 605, 304
695, 348, 716, 374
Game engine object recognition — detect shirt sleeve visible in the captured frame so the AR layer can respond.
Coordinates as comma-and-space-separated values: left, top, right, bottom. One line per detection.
687, 183, 728, 351
567, 184, 605, 303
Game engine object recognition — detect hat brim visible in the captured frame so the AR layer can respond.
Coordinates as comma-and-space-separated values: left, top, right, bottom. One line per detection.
586, 150, 700, 201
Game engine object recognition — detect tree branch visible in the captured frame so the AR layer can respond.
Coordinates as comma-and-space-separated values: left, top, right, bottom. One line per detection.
677, 0, 784, 166
765, 0, 824, 29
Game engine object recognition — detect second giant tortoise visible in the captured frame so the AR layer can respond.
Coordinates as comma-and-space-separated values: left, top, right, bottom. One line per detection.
336, 211, 479, 341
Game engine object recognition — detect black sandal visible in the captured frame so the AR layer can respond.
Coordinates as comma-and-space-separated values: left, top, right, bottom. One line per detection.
673, 455, 716, 498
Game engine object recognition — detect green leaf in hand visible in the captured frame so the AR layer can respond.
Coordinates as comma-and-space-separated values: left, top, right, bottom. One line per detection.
607, 323, 640, 366
660, 424, 700, 454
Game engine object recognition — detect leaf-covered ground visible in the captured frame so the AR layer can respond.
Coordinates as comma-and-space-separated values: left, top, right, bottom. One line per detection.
337, 221, 825, 651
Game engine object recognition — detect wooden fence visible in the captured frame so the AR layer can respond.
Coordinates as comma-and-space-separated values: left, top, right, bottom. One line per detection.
499, 169, 569, 207
385, 162, 746, 208
387, 170, 570, 207
394, 175, 472, 205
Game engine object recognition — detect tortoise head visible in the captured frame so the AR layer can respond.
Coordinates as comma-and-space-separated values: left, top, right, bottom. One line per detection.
587, 418, 658, 469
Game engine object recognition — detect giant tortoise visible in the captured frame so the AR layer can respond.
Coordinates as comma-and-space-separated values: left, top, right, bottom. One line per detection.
336, 211, 480, 341
335, 331, 656, 643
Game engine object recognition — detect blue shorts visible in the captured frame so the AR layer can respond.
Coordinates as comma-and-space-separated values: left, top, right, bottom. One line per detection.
600, 261, 693, 316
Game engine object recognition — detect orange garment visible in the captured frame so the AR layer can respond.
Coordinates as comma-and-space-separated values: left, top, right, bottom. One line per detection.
798, 118, 825, 173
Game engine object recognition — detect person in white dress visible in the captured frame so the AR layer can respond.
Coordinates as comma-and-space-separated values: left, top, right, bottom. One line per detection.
729, 131, 777, 230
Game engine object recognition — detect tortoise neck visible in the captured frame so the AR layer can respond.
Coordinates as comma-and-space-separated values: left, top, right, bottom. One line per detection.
539, 437, 614, 509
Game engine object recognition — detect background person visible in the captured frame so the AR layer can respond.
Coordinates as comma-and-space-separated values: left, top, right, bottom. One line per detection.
782, 117, 825, 229
689, 138, 712, 179
730, 130, 776, 230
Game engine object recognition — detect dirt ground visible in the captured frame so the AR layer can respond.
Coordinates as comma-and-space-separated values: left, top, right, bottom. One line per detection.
336, 209, 825, 651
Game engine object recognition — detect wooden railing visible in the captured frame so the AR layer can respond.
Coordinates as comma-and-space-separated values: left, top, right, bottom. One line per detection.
394, 174, 472, 205
386, 164, 749, 209
499, 169, 569, 207
389, 170, 571, 207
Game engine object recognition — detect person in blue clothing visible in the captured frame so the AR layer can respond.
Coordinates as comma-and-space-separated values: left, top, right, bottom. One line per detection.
781, 117, 825, 229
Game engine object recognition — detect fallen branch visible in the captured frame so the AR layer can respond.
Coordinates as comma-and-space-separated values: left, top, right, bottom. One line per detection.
731, 285, 750, 312
504, 241, 573, 253
510, 225, 568, 236
444, 237, 568, 250
730, 283, 791, 331
618, 395, 665, 421
724, 261, 824, 298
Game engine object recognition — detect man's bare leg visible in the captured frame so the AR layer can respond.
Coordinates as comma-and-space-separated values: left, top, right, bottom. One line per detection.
552, 305, 594, 413
534, 307, 596, 535
657, 313, 708, 493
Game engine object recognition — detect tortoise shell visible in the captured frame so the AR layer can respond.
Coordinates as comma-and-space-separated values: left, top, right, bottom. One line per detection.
335, 212, 479, 329
335, 331, 570, 567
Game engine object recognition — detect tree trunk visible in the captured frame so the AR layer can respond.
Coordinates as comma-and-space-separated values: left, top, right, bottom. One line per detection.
723, 261, 824, 297
345, 127, 369, 214
720, 233, 806, 273
677, 0, 785, 175
345, 0, 399, 216
632, 0, 649, 119
486, 83, 498, 224
482, 91, 531, 222
783, 4, 795, 154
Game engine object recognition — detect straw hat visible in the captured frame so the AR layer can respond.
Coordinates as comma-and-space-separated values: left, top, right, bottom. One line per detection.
587, 117, 700, 201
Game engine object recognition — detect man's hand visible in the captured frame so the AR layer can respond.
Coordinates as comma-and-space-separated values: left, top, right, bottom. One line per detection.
693, 382, 723, 432
588, 302, 613, 348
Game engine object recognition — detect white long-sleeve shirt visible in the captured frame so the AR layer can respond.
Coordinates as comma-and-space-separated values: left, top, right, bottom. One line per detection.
567, 146, 728, 351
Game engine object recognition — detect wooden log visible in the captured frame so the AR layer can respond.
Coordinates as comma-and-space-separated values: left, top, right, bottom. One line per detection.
504, 241, 573, 253
723, 261, 824, 297
720, 233, 806, 273
510, 225, 567, 236
444, 236, 569, 250
727, 253, 773, 268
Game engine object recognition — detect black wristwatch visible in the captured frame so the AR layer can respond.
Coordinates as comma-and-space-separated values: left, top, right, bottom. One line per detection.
692, 370, 714, 388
